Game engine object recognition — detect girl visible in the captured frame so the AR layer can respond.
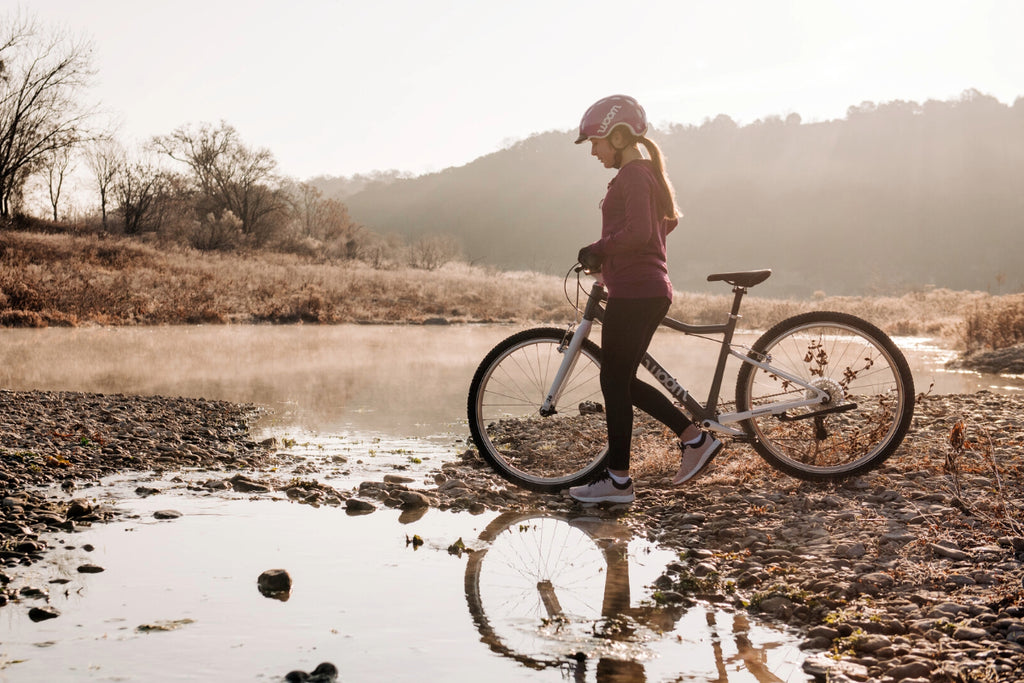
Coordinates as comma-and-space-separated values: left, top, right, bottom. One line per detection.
568, 95, 722, 504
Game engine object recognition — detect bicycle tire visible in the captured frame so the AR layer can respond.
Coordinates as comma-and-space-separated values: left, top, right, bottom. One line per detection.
464, 512, 610, 670
467, 328, 607, 492
734, 311, 914, 481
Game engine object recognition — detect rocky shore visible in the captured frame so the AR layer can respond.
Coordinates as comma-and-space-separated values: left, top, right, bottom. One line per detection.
2, 388, 1023, 681
0, 388, 274, 606
948, 343, 1024, 376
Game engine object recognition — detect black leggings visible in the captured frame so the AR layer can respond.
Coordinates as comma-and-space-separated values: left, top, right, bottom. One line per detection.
601, 296, 693, 471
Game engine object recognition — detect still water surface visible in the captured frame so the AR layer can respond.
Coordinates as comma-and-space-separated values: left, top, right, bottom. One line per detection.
0, 324, 1013, 438
0, 324, 1013, 681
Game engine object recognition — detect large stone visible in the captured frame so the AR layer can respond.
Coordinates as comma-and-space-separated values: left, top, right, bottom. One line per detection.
857, 572, 894, 588
757, 596, 795, 618
344, 498, 376, 512
928, 542, 969, 561
802, 653, 868, 681
28, 606, 59, 622
952, 626, 988, 641
398, 491, 430, 509
285, 661, 338, 682
854, 634, 892, 654
834, 542, 867, 559
65, 499, 93, 519
258, 568, 292, 599
230, 474, 270, 493
885, 660, 934, 680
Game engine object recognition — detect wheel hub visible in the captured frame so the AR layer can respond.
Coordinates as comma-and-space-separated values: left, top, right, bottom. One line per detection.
806, 377, 845, 407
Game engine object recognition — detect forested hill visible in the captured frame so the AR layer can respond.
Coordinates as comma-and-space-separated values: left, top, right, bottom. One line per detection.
336, 91, 1024, 297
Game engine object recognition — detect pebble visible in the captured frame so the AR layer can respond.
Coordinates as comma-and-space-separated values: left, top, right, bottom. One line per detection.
257, 568, 292, 595
28, 606, 59, 621
285, 662, 338, 682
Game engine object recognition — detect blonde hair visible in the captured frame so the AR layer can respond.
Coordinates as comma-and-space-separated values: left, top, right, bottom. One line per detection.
638, 135, 680, 220
612, 125, 680, 220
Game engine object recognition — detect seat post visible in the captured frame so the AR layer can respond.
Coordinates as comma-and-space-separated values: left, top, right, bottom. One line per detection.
729, 285, 748, 320
702, 285, 748, 413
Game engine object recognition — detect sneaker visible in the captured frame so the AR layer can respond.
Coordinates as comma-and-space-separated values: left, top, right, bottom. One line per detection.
569, 472, 634, 504
673, 433, 723, 485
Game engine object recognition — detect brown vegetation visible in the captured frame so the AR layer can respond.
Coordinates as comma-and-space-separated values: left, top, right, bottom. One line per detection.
0, 228, 1011, 350
0, 229, 566, 325
960, 294, 1024, 353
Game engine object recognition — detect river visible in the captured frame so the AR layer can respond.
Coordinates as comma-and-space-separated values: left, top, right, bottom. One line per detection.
0, 324, 1014, 682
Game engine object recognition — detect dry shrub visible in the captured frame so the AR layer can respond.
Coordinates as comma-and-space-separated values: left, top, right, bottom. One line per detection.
0, 309, 45, 327
943, 416, 1023, 536
961, 294, 1024, 353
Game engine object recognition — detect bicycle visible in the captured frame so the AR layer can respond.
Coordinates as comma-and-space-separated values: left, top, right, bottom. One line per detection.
464, 511, 800, 680
467, 266, 915, 493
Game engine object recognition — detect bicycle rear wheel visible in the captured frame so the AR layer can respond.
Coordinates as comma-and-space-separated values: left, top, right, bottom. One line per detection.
735, 312, 914, 481
467, 328, 608, 492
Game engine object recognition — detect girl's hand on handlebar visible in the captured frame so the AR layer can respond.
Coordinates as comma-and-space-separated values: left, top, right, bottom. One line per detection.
577, 245, 602, 274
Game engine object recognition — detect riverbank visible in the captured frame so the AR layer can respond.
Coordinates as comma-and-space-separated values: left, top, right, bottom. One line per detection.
1, 389, 1022, 680
0, 228, 994, 345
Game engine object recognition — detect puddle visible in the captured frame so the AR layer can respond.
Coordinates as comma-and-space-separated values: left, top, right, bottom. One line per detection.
0, 473, 808, 682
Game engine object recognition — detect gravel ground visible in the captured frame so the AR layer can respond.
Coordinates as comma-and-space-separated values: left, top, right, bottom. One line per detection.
2, 388, 1023, 682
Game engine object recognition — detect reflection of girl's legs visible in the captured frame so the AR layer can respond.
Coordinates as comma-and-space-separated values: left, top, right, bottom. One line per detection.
601, 297, 693, 471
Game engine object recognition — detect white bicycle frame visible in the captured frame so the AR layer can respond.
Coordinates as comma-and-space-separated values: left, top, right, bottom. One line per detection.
540, 278, 833, 437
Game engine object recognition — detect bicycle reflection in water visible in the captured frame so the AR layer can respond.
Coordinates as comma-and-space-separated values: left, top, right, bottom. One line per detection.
464, 512, 805, 682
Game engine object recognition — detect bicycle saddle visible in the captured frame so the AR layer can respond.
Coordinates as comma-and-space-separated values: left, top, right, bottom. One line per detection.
707, 270, 772, 288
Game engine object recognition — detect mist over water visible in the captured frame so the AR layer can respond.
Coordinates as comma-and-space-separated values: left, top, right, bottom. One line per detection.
0, 325, 1017, 438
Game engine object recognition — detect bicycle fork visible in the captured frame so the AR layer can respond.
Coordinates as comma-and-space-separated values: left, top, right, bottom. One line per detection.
539, 318, 594, 417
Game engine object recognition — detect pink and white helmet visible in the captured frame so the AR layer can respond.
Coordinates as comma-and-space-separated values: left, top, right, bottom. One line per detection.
574, 95, 648, 144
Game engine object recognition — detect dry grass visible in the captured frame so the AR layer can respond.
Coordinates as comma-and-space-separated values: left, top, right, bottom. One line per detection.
0, 230, 569, 325
959, 293, 1024, 353
0, 229, 1009, 341
670, 287, 983, 345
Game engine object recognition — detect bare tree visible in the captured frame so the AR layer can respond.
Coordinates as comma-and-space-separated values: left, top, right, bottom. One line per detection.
358, 232, 404, 270
152, 120, 286, 244
84, 138, 123, 229
291, 181, 326, 238
408, 233, 461, 270
113, 158, 163, 235
285, 180, 359, 253
43, 145, 72, 221
0, 12, 97, 217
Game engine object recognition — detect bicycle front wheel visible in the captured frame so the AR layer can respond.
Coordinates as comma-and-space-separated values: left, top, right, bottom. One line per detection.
735, 312, 914, 481
464, 512, 612, 670
467, 328, 607, 492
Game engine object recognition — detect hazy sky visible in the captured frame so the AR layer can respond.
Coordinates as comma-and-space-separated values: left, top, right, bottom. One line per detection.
20, 0, 1024, 179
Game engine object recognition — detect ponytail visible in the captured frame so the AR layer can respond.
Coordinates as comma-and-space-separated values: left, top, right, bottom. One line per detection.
638, 135, 680, 220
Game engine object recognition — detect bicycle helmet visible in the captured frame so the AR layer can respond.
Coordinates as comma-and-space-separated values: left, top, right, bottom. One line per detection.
574, 95, 648, 144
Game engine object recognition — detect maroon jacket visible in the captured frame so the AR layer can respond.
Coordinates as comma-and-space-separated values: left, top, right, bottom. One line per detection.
586, 160, 677, 300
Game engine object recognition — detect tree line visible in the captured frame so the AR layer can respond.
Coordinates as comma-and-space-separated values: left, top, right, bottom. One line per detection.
0, 12, 458, 270
341, 91, 1024, 296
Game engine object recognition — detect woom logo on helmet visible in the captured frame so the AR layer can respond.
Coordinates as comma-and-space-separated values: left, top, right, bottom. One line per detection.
596, 105, 622, 136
